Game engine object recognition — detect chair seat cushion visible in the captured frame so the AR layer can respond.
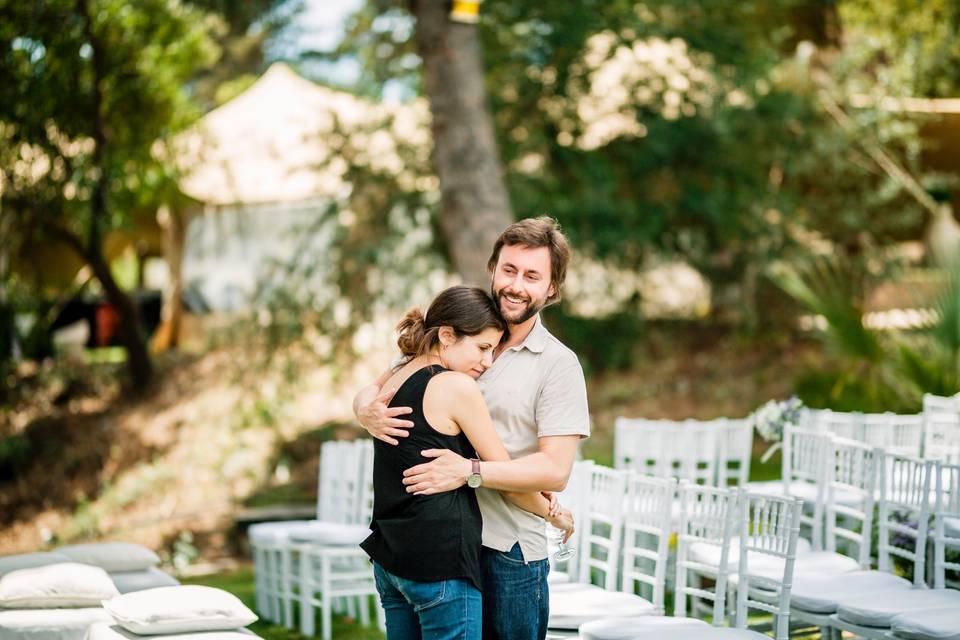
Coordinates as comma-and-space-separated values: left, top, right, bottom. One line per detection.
629, 627, 770, 640
789, 570, 911, 613
689, 537, 813, 569
945, 516, 960, 538
247, 521, 312, 544
287, 522, 369, 546
890, 606, 960, 640
548, 585, 656, 630
837, 588, 960, 628
86, 622, 260, 640
547, 571, 570, 585
579, 615, 708, 640
0, 608, 114, 640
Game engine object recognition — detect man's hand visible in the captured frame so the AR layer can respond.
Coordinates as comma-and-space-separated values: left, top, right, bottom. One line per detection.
358, 386, 414, 445
402, 449, 471, 495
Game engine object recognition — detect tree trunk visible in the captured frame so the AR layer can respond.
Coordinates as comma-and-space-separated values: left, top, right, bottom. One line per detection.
412, 0, 514, 283
79, 0, 153, 392
151, 204, 191, 352
87, 248, 155, 391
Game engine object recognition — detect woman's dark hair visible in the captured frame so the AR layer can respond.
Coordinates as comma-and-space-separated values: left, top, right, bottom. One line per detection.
397, 286, 507, 358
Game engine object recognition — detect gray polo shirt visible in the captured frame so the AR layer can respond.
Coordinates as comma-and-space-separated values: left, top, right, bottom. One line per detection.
476, 314, 590, 561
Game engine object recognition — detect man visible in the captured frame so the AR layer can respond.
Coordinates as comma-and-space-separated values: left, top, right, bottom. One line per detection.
354, 216, 590, 640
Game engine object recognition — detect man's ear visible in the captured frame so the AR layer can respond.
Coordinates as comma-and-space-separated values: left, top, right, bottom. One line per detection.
548, 283, 557, 299
438, 325, 458, 346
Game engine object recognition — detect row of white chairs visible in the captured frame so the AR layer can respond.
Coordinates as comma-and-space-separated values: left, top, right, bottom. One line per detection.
249, 439, 380, 640
546, 461, 805, 639
554, 449, 960, 639
797, 392, 960, 460
614, 417, 753, 487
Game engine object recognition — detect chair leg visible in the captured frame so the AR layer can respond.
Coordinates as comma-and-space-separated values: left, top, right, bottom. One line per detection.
321, 556, 333, 640
299, 551, 315, 637
281, 548, 295, 628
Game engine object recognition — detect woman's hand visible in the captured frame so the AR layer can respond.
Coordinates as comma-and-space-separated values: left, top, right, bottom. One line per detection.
547, 507, 575, 543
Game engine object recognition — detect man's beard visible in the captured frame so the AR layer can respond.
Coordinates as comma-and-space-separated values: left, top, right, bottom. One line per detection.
492, 284, 546, 325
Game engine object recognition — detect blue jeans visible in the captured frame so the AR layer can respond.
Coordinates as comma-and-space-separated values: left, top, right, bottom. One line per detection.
481, 543, 550, 640
372, 562, 482, 640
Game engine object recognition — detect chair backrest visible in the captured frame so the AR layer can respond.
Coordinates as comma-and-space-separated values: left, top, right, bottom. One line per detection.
876, 452, 933, 585
824, 438, 878, 568
717, 418, 753, 487
923, 410, 960, 462
933, 461, 960, 589
804, 409, 862, 439
576, 465, 629, 590
733, 492, 804, 640
860, 413, 924, 457
614, 417, 721, 486
317, 439, 373, 524
924, 393, 959, 415
673, 483, 739, 624
781, 425, 832, 548
619, 475, 676, 613
549, 459, 594, 579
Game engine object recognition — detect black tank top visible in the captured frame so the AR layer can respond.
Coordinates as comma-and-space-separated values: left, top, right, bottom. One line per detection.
360, 366, 483, 590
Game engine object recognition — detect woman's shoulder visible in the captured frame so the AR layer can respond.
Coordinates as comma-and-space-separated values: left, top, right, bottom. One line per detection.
427, 370, 482, 399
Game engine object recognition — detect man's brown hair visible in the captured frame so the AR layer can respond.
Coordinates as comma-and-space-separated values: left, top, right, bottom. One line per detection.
487, 216, 571, 305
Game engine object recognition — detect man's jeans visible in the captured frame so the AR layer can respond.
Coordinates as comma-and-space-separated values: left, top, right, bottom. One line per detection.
481, 543, 550, 640
373, 562, 482, 640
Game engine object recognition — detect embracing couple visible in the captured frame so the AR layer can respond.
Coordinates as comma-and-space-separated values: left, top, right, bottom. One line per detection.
354, 217, 591, 639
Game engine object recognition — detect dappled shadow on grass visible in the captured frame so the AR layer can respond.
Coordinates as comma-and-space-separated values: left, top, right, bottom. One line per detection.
181, 565, 384, 640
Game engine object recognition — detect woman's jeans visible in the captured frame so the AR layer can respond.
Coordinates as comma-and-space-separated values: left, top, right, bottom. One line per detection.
373, 562, 481, 640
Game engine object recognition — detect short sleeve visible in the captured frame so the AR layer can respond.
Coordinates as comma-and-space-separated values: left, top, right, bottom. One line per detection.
535, 354, 590, 438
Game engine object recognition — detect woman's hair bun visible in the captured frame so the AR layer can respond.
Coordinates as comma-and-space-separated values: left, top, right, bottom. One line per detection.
396, 307, 426, 356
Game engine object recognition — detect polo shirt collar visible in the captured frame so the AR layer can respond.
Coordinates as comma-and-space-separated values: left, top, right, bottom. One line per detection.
510, 314, 547, 354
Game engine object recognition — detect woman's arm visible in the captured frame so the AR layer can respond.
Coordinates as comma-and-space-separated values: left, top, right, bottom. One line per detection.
430, 372, 553, 518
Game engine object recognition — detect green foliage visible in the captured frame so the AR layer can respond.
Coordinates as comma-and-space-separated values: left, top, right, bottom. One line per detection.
774, 257, 960, 411
319, 0, 938, 333
544, 303, 645, 374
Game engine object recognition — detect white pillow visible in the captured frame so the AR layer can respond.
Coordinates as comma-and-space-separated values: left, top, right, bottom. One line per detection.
56, 542, 160, 572
0, 552, 71, 577
102, 585, 257, 634
0, 562, 119, 608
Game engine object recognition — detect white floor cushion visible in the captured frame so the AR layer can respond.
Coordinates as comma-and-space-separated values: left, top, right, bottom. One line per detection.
286, 521, 369, 545
0, 608, 113, 640
548, 584, 656, 630
837, 588, 960, 627
109, 568, 180, 594
0, 563, 119, 608
890, 606, 960, 640
103, 585, 257, 634
0, 553, 71, 578
55, 543, 159, 573
789, 570, 911, 613
579, 616, 708, 640
86, 622, 260, 640
629, 628, 768, 640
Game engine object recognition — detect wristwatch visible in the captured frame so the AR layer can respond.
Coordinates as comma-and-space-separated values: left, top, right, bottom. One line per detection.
467, 458, 482, 488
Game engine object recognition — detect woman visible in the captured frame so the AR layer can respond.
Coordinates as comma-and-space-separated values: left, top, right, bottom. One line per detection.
360, 286, 574, 640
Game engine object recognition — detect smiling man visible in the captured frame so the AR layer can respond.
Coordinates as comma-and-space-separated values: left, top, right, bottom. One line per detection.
354, 217, 590, 640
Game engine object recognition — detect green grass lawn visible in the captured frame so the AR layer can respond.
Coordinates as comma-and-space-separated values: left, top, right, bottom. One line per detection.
181, 566, 384, 640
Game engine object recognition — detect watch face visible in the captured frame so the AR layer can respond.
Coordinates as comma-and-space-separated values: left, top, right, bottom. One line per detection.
467, 474, 482, 489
